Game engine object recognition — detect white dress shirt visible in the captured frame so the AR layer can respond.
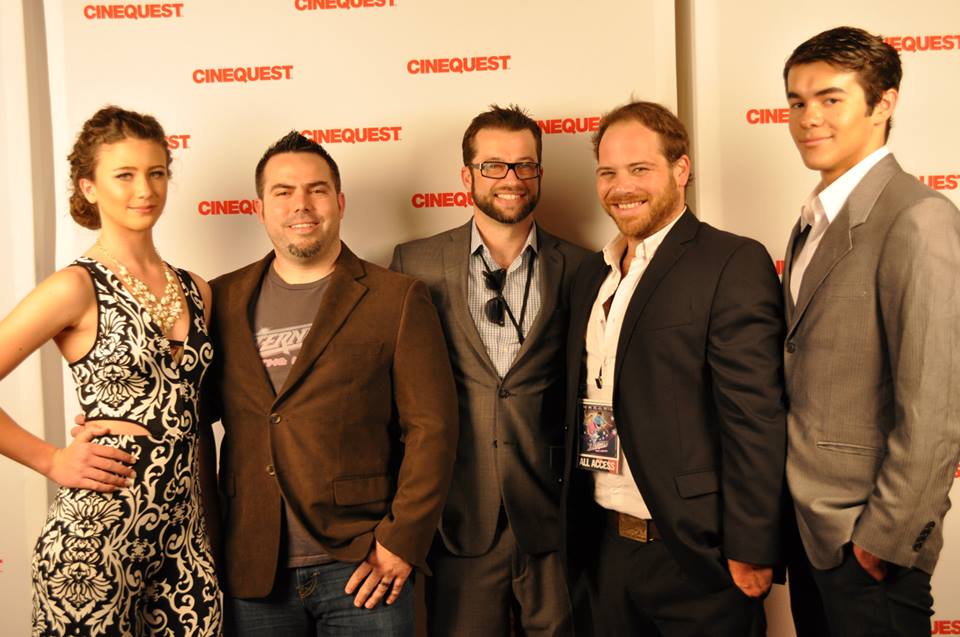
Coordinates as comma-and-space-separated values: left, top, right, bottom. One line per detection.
584, 211, 684, 519
790, 146, 890, 303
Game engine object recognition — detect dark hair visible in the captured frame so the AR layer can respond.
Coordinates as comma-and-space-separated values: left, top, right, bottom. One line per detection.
592, 101, 690, 165
255, 131, 341, 197
784, 26, 902, 140
67, 106, 170, 230
461, 104, 542, 165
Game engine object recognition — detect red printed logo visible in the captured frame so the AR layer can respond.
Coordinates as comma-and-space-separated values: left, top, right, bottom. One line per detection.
884, 35, 960, 53
198, 200, 258, 216
294, 0, 395, 9
166, 134, 190, 150
745, 108, 790, 125
537, 117, 600, 135
83, 3, 184, 19
918, 174, 959, 191
407, 55, 511, 75
411, 192, 474, 209
192, 65, 293, 85
933, 619, 960, 634
302, 126, 402, 144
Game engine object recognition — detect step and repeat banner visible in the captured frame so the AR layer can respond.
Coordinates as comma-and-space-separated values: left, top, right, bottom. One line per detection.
45, 0, 677, 272
0, 0, 676, 633
688, 2, 960, 634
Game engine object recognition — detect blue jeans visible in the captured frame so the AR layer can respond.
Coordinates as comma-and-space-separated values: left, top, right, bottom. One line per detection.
227, 562, 414, 636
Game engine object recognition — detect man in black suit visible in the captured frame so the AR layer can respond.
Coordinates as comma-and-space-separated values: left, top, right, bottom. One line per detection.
562, 101, 787, 636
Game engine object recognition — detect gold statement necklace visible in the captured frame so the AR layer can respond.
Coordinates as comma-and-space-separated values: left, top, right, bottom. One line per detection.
96, 240, 184, 335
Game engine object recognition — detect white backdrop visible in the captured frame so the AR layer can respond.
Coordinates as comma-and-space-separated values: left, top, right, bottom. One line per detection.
1, 0, 957, 633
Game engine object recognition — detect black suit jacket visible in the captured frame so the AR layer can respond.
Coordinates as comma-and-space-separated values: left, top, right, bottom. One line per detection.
562, 210, 787, 593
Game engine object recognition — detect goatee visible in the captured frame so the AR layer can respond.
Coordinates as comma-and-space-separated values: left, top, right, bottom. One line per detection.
286, 240, 325, 259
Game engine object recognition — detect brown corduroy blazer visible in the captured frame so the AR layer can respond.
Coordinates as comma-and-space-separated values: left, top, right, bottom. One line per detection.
204, 244, 458, 598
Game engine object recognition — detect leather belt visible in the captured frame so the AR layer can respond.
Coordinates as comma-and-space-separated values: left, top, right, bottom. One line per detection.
606, 509, 661, 543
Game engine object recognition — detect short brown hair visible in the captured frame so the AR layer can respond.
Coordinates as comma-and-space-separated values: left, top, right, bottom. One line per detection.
784, 26, 902, 140
592, 101, 689, 165
68, 106, 170, 229
461, 104, 542, 165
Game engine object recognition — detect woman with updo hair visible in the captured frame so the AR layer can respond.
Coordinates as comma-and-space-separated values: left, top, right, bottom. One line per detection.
0, 106, 222, 635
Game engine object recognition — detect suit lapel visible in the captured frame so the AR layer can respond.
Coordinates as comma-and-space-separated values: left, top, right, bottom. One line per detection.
567, 255, 608, 397
782, 219, 803, 324
613, 210, 697, 386
503, 226, 562, 378
442, 222, 498, 376
273, 243, 367, 405
226, 253, 277, 404
788, 155, 901, 337
789, 211, 853, 332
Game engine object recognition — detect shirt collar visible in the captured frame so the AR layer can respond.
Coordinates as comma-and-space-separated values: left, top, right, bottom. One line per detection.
800, 146, 890, 230
471, 219, 539, 258
602, 207, 685, 270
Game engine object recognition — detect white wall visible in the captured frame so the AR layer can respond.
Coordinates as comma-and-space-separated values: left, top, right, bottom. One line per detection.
0, 1, 58, 633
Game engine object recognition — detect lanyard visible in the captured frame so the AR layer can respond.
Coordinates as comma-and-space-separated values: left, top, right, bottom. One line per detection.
479, 249, 535, 345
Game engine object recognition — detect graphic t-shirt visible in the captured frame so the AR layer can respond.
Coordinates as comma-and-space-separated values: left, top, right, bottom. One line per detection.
254, 264, 333, 567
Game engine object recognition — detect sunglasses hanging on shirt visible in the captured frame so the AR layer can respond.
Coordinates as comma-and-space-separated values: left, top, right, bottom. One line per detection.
479, 251, 535, 345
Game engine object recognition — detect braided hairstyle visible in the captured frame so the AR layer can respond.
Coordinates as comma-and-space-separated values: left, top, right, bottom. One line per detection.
67, 106, 170, 229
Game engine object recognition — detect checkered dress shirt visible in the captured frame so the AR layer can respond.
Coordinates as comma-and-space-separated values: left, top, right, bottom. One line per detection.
467, 222, 541, 378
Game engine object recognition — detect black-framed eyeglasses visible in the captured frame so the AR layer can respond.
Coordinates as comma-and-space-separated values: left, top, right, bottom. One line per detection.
469, 161, 541, 180
481, 268, 508, 325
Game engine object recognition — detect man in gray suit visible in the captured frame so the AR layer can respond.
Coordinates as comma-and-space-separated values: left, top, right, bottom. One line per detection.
782, 26, 960, 636
391, 105, 588, 635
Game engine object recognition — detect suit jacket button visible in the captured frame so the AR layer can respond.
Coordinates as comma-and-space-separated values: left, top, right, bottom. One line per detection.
557, 477, 564, 484
266, 464, 276, 476
270, 413, 282, 425
786, 341, 797, 353
498, 389, 512, 398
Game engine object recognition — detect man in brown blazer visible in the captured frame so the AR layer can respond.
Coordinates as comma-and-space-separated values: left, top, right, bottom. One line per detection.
782, 27, 960, 637
203, 132, 458, 635
391, 105, 588, 636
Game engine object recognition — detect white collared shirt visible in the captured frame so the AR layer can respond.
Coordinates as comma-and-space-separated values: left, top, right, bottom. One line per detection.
584, 210, 684, 519
790, 146, 890, 303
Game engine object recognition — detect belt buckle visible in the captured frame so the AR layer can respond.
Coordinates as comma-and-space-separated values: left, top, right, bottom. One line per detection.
618, 513, 650, 543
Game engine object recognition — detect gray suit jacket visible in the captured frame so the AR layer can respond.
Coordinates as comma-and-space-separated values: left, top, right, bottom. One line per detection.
784, 154, 960, 574
391, 221, 588, 556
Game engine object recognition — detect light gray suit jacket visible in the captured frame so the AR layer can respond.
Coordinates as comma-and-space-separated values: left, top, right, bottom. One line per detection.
783, 154, 960, 573
391, 221, 588, 556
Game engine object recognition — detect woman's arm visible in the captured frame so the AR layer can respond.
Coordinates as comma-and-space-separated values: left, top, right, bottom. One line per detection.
0, 266, 135, 491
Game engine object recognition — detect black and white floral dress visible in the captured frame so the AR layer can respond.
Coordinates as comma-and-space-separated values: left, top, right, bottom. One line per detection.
31, 257, 221, 636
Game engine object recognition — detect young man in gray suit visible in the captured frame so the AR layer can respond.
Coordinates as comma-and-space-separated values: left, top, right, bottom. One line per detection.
390, 105, 588, 636
782, 26, 960, 636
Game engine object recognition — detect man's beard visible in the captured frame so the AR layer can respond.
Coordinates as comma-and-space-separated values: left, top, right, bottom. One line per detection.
472, 183, 540, 225
286, 239, 325, 259
605, 176, 681, 240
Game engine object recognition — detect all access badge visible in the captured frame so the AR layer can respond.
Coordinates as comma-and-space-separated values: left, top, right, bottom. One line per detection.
577, 399, 621, 474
